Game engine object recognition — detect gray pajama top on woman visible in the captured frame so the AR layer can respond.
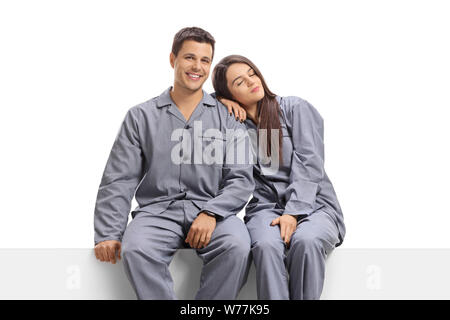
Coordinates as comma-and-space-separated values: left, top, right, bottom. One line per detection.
245, 96, 346, 246
93, 87, 254, 245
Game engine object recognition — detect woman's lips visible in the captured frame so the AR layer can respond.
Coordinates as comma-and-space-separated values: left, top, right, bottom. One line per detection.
251, 86, 260, 93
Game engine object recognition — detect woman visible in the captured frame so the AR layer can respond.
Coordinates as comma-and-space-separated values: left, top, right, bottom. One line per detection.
212, 55, 346, 300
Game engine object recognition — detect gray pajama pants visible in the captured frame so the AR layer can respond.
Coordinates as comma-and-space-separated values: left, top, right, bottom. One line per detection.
121, 200, 252, 300
245, 209, 340, 300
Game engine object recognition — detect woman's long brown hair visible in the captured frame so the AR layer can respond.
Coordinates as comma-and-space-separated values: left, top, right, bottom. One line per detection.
212, 55, 282, 161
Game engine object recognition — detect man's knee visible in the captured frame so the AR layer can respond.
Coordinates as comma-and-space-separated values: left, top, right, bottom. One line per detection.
121, 235, 142, 261
214, 232, 251, 260
121, 231, 155, 262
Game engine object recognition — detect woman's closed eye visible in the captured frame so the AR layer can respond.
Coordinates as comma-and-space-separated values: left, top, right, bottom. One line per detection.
236, 71, 256, 86
237, 75, 255, 86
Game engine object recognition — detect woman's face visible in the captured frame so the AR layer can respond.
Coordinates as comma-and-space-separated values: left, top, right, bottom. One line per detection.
226, 63, 265, 107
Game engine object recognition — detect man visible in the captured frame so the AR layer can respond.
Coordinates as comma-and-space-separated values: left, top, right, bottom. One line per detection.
93, 27, 254, 300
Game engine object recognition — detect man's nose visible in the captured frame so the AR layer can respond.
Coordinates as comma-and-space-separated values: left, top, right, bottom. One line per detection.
192, 60, 201, 71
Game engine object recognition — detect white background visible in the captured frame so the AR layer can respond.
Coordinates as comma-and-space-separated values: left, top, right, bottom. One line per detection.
1, 0, 449, 248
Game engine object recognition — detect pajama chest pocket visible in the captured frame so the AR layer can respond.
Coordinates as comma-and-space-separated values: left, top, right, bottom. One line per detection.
280, 124, 293, 167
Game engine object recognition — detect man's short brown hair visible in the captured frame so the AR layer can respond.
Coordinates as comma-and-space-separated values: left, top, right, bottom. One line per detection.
171, 27, 215, 59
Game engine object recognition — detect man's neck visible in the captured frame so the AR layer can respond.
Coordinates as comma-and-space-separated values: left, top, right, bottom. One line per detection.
170, 84, 204, 122
170, 84, 203, 110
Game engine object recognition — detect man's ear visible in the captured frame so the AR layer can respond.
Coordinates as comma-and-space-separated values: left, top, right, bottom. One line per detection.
170, 52, 175, 68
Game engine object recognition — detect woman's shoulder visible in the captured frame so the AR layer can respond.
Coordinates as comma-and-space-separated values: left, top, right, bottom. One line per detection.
277, 95, 323, 124
278, 95, 313, 112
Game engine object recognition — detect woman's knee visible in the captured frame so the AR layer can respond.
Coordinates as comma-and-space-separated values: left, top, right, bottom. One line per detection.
290, 231, 324, 253
251, 237, 285, 257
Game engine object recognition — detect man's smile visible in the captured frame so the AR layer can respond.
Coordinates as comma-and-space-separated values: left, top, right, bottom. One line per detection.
186, 72, 202, 80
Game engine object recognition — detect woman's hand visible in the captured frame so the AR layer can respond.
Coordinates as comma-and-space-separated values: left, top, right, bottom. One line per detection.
271, 214, 298, 247
218, 97, 247, 122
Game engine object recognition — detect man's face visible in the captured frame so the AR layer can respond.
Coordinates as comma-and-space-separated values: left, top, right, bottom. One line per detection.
170, 40, 213, 93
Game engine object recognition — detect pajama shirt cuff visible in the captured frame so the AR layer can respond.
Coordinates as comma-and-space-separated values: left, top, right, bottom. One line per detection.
94, 237, 122, 246
283, 200, 316, 217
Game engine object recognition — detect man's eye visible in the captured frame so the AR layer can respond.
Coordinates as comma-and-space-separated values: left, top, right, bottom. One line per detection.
237, 81, 243, 86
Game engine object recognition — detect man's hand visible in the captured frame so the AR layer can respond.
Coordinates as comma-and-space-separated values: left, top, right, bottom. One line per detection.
271, 214, 298, 247
94, 240, 122, 264
218, 97, 247, 122
185, 212, 217, 249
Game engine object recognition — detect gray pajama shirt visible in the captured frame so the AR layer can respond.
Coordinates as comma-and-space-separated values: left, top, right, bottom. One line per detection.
94, 87, 254, 299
